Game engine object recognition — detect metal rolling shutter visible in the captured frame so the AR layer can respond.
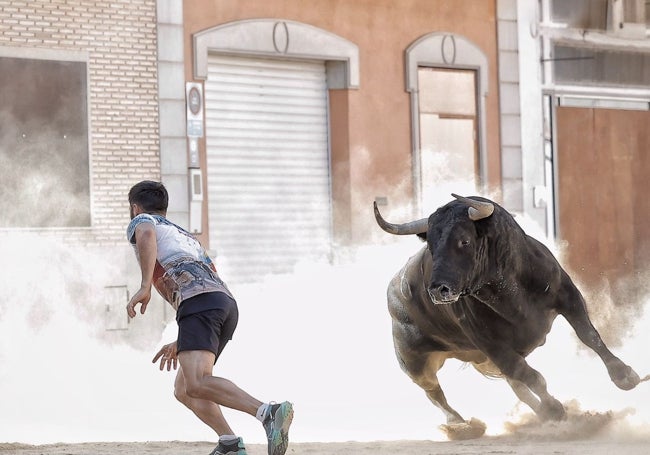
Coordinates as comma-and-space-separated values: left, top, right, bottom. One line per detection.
205, 54, 332, 283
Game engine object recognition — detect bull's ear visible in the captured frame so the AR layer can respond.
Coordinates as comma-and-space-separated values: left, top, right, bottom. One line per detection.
416, 232, 427, 242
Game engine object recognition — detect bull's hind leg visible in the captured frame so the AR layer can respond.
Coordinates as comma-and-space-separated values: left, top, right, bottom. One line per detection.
558, 281, 640, 391
486, 345, 566, 421
396, 349, 486, 440
506, 378, 541, 414
471, 359, 543, 414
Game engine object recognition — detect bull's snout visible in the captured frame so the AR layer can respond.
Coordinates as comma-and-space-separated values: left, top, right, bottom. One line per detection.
428, 284, 461, 304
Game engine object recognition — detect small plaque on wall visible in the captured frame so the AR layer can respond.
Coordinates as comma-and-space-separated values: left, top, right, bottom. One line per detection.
186, 82, 204, 138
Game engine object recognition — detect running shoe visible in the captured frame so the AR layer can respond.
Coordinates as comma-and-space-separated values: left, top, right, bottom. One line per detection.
262, 401, 294, 455
209, 436, 247, 455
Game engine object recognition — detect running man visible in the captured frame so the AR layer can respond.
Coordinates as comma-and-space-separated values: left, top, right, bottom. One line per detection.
125, 180, 293, 455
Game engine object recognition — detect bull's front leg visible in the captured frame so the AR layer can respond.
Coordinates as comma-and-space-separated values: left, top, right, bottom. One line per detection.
395, 346, 487, 440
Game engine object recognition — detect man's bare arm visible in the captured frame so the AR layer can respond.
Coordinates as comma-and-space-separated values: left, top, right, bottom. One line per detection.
126, 223, 157, 318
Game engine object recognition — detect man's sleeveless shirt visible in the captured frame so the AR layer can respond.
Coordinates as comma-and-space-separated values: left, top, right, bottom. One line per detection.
127, 214, 234, 310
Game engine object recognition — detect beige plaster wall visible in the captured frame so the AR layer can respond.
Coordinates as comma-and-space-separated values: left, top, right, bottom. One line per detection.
184, 0, 501, 243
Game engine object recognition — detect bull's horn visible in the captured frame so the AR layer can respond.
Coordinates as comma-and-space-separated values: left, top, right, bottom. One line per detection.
373, 201, 429, 235
451, 193, 494, 221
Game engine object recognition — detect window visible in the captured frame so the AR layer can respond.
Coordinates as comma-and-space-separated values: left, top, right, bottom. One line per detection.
551, 0, 608, 29
553, 44, 650, 88
417, 67, 479, 210
0, 56, 90, 228
551, 0, 648, 28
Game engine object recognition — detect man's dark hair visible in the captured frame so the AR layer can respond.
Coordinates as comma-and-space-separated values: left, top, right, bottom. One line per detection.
128, 180, 168, 213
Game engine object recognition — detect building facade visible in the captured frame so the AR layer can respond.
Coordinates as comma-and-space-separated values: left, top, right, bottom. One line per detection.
179, 0, 503, 281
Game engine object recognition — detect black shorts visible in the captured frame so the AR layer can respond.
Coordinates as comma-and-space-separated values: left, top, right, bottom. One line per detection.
176, 292, 238, 362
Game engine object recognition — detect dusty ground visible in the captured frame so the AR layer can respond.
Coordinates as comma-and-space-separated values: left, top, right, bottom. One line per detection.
2, 438, 650, 455
4, 409, 650, 455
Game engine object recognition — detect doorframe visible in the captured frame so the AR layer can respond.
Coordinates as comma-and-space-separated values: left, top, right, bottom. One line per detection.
405, 32, 489, 217
193, 19, 359, 89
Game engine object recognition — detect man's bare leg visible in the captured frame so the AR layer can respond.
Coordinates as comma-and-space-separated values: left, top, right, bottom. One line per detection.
174, 367, 234, 435
178, 349, 263, 416
177, 349, 293, 455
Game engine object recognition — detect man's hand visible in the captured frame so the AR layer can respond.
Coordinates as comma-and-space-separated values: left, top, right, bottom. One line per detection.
152, 341, 179, 371
126, 285, 151, 318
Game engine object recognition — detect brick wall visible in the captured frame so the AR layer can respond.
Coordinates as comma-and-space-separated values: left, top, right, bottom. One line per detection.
0, 0, 160, 245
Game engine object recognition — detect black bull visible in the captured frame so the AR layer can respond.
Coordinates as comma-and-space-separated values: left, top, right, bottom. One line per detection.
374, 194, 643, 440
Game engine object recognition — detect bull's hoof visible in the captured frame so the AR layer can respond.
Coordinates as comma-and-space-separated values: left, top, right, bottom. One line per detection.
439, 418, 486, 440
611, 364, 640, 391
538, 398, 567, 422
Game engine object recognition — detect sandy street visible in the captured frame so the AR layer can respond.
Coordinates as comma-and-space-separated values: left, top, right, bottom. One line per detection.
3, 438, 650, 455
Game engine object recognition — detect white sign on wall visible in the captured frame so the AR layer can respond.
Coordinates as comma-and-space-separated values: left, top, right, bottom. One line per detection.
186, 82, 204, 138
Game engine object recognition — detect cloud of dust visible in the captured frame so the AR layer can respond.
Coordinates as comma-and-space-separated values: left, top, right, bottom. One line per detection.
567, 267, 649, 349
502, 401, 650, 443
1, 196, 649, 445
349, 144, 482, 246
0, 234, 177, 444
0, 231, 433, 444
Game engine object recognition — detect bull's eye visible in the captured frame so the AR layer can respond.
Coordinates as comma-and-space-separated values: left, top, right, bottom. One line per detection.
459, 239, 471, 248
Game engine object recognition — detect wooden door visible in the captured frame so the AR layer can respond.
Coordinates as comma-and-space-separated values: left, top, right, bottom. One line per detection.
557, 106, 650, 303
